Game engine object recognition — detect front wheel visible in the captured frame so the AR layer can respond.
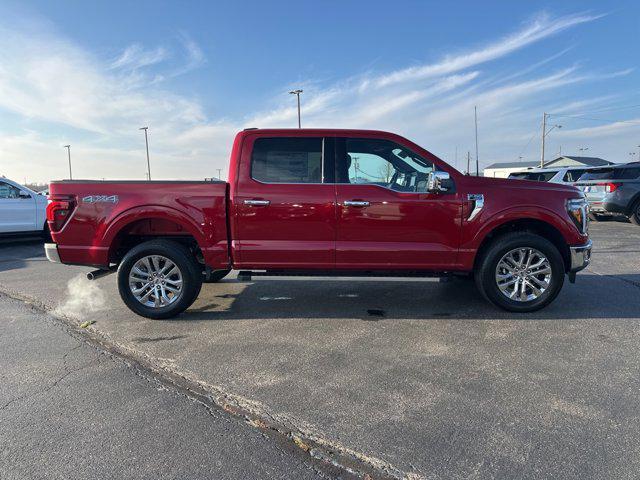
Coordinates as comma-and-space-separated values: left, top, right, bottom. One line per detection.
474, 232, 565, 312
117, 239, 203, 319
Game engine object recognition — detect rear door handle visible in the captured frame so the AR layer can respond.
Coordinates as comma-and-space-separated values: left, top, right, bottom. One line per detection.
344, 200, 370, 207
243, 199, 270, 206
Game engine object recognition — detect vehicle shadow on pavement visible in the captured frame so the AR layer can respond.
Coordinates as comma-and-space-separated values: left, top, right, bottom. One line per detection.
180, 272, 640, 322
0, 237, 45, 274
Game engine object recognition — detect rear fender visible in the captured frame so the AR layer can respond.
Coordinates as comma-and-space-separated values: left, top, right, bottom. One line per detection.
104, 206, 209, 263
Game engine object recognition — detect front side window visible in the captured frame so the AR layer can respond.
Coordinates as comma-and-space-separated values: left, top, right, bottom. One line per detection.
335, 138, 434, 192
251, 137, 323, 183
0, 182, 22, 199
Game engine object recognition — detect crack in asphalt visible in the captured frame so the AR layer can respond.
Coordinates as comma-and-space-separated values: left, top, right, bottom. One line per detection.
0, 290, 410, 480
1, 344, 98, 412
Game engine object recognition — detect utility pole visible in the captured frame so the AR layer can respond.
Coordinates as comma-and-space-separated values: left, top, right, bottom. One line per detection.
64, 145, 72, 180
540, 112, 562, 168
474, 106, 479, 176
216, 168, 222, 180
466, 151, 471, 175
352, 155, 359, 182
540, 112, 547, 168
289, 89, 303, 128
139, 127, 151, 180
454, 146, 458, 170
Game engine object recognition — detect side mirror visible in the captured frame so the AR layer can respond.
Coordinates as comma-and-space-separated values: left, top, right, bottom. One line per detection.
18, 191, 31, 199
427, 171, 451, 193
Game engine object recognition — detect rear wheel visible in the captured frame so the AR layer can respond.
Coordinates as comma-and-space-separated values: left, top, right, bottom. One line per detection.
117, 239, 202, 319
629, 200, 640, 226
474, 232, 565, 312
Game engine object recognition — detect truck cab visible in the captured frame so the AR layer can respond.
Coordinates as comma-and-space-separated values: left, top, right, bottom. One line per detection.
46, 129, 592, 318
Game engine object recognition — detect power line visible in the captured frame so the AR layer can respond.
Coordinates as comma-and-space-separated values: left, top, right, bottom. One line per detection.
554, 103, 640, 116
549, 113, 640, 124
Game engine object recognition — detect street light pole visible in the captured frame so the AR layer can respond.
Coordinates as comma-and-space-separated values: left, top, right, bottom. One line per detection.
139, 127, 151, 180
64, 145, 72, 179
289, 89, 303, 128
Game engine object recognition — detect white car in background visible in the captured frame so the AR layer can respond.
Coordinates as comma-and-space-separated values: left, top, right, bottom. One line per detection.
0, 178, 49, 236
507, 166, 598, 184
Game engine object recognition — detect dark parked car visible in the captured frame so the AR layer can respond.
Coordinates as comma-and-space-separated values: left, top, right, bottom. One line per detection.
575, 162, 640, 224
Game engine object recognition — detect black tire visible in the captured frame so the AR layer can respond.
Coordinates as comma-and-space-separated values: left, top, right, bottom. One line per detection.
117, 239, 203, 319
474, 232, 565, 312
203, 269, 231, 283
629, 200, 640, 226
41, 222, 51, 242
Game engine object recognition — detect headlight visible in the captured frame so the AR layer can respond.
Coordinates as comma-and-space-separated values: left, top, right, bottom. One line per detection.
567, 198, 589, 234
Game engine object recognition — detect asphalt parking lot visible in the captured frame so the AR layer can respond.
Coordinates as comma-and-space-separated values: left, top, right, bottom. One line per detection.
1, 220, 640, 479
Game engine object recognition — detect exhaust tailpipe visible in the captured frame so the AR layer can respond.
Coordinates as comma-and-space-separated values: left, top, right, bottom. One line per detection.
86, 268, 114, 281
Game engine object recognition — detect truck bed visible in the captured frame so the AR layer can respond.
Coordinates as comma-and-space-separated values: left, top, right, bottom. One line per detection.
48, 180, 229, 268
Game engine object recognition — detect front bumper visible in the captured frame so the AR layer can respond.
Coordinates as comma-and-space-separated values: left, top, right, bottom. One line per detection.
44, 243, 61, 263
569, 240, 592, 273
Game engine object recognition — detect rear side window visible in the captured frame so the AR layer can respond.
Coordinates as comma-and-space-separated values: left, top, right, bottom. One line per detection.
562, 169, 586, 182
251, 137, 323, 183
509, 171, 558, 182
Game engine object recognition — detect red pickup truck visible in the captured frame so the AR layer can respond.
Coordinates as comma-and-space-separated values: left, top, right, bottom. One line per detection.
45, 128, 591, 318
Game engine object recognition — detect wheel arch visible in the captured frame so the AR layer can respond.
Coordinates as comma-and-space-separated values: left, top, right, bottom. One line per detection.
472, 217, 572, 272
626, 191, 640, 216
104, 206, 207, 264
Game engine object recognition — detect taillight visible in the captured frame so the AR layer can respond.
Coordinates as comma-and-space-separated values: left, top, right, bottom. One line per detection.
605, 182, 621, 193
46, 198, 75, 232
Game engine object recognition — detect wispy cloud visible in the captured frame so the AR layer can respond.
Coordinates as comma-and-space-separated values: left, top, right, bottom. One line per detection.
370, 11, 604, 88
110, 44, 168, 70
2, 9, 637, 183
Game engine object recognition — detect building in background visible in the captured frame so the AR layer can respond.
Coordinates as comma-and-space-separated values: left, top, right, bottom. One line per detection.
483, 156, 613, 178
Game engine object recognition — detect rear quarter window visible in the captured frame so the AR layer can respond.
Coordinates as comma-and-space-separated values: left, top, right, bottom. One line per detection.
578, 169, 615, 181
616, 167, 640, 180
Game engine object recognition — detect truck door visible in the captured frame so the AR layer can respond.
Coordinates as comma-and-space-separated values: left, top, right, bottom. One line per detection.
333, 137, 461, 270
232, 134, 336, 269
0, 181, 37, 233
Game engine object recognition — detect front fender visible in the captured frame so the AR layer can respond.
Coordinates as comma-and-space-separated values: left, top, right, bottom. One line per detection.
457, 205, 584, 270
469, 205, 578, 248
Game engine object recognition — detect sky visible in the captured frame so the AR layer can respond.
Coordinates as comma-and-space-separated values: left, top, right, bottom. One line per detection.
0, 0, 639, 183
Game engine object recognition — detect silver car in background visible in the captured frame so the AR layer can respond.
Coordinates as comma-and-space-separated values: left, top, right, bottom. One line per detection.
508, 166, 595, 185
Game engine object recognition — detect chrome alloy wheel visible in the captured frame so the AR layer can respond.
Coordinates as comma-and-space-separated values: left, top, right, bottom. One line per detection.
128, 255, 183, 308
495, 247, 552, 302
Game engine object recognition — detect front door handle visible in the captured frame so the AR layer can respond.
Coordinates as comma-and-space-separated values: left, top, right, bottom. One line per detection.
344, 200, 370, 207
244, 199, 270, 206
